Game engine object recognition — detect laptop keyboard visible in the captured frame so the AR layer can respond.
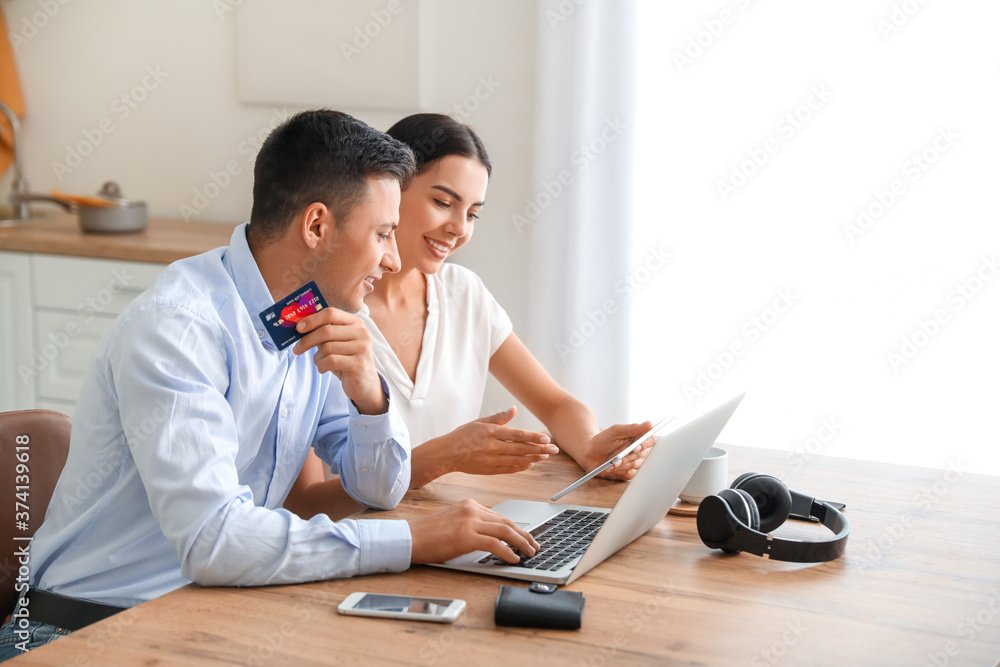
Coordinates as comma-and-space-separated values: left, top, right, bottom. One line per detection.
476, 509, 609, 571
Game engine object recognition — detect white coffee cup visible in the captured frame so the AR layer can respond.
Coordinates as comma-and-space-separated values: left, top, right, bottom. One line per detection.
679, 446, 728, 504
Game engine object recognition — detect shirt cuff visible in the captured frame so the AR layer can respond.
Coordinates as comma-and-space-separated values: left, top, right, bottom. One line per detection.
347, 375, 410, 454
355, 519, 412, 574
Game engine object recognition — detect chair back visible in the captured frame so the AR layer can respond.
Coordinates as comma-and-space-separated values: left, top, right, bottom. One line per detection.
0, 410, 71, 616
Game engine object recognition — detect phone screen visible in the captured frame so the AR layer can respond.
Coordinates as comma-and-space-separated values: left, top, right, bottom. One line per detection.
351, 593, 454, 616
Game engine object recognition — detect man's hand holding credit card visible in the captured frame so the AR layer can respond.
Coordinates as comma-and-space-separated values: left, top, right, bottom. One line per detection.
258, 280, 329, 350
259, 281, 387, 415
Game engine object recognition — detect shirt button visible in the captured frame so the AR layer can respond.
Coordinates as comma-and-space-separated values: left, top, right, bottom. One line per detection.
257, 331, 265, 339
281, 408, 288, 418
377, 568, 388, 574
360, 467, 369, 473
356, 424, 367, 430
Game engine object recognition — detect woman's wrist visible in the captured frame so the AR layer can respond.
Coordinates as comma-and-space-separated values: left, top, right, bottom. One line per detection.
552, 433, 591, 469
569, 432, 609, 473
570, 446, 596, 472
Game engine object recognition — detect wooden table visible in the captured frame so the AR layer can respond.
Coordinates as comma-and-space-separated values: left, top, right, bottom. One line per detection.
12, 446, 1000, 666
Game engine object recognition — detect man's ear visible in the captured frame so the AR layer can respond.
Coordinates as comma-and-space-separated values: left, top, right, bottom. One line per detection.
300, 202, 332, 250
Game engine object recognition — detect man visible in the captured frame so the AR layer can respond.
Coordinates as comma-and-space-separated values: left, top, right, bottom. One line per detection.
0, 110, 537, 660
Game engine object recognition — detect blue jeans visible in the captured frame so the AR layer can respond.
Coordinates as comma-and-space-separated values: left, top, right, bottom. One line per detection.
0, 598, 71, 662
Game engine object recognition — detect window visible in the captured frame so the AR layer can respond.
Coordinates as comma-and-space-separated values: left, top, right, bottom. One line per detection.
630, 1, 1000, 475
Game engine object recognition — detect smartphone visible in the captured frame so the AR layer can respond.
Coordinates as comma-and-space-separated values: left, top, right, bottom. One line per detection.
337, 592, 466, 623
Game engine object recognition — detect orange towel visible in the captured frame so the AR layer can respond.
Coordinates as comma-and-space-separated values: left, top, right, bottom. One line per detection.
0, 6, 25, 176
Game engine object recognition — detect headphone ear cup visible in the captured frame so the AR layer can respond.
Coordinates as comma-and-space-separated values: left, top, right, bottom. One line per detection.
718, 488, 760, 532
696, 494, 739, 552
732, 473, 792, 533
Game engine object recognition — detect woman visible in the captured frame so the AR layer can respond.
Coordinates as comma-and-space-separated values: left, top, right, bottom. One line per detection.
284, 114, 652, 520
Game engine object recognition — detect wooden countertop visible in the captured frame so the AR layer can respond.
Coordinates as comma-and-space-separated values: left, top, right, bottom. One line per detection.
0, 213, 237, 264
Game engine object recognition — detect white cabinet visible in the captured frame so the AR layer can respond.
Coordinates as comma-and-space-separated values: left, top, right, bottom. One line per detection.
34, 310, 118, 405
0, 252, 36, 411
32, 255, 162, 314
0, 253, 163, 415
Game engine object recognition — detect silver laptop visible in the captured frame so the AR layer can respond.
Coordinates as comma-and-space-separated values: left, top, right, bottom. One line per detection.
431, 392, 745, 584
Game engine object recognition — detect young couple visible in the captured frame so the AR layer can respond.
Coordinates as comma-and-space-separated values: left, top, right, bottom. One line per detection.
0, 110, 650, 660
283, 112, 653, 520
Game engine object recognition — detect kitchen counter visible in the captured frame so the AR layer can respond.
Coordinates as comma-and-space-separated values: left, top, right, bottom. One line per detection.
0, 213, 237, 264
0, 213, 241, 413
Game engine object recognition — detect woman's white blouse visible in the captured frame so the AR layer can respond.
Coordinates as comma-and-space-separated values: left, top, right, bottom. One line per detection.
358, 263, 513, 448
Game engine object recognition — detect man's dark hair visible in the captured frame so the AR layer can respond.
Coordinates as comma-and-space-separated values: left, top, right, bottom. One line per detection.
248, 109, 415, 245
385, 113, 492, 177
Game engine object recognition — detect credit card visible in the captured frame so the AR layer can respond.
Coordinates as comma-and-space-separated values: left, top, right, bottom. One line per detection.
258, 281, 328, 350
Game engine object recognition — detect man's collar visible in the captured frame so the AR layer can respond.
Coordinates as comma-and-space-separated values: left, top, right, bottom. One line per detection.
225, 223, 280, 350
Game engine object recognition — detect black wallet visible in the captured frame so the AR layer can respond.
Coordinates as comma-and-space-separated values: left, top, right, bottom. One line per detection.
494, 584, 585, 630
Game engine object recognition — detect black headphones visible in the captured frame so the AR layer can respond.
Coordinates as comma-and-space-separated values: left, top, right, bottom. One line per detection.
696, 472, 850, 562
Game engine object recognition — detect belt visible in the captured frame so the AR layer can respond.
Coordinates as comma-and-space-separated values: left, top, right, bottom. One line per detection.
22, 588, 127, 632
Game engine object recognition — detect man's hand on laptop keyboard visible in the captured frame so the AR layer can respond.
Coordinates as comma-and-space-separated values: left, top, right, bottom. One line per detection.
408, 499, 540, 565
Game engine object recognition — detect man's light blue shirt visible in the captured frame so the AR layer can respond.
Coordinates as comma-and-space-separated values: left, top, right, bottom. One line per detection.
29, 224, 412, 607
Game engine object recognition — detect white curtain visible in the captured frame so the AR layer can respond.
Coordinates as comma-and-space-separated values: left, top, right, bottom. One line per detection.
526, 0, 638, 424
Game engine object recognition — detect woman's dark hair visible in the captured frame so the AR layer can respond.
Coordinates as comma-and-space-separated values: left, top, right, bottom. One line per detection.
248, 109, 415, 245
385, 113, 491, 178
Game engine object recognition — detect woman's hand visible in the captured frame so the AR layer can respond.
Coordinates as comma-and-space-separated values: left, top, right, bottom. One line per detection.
412, 406, 558, 486
578, 422, 655, 481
